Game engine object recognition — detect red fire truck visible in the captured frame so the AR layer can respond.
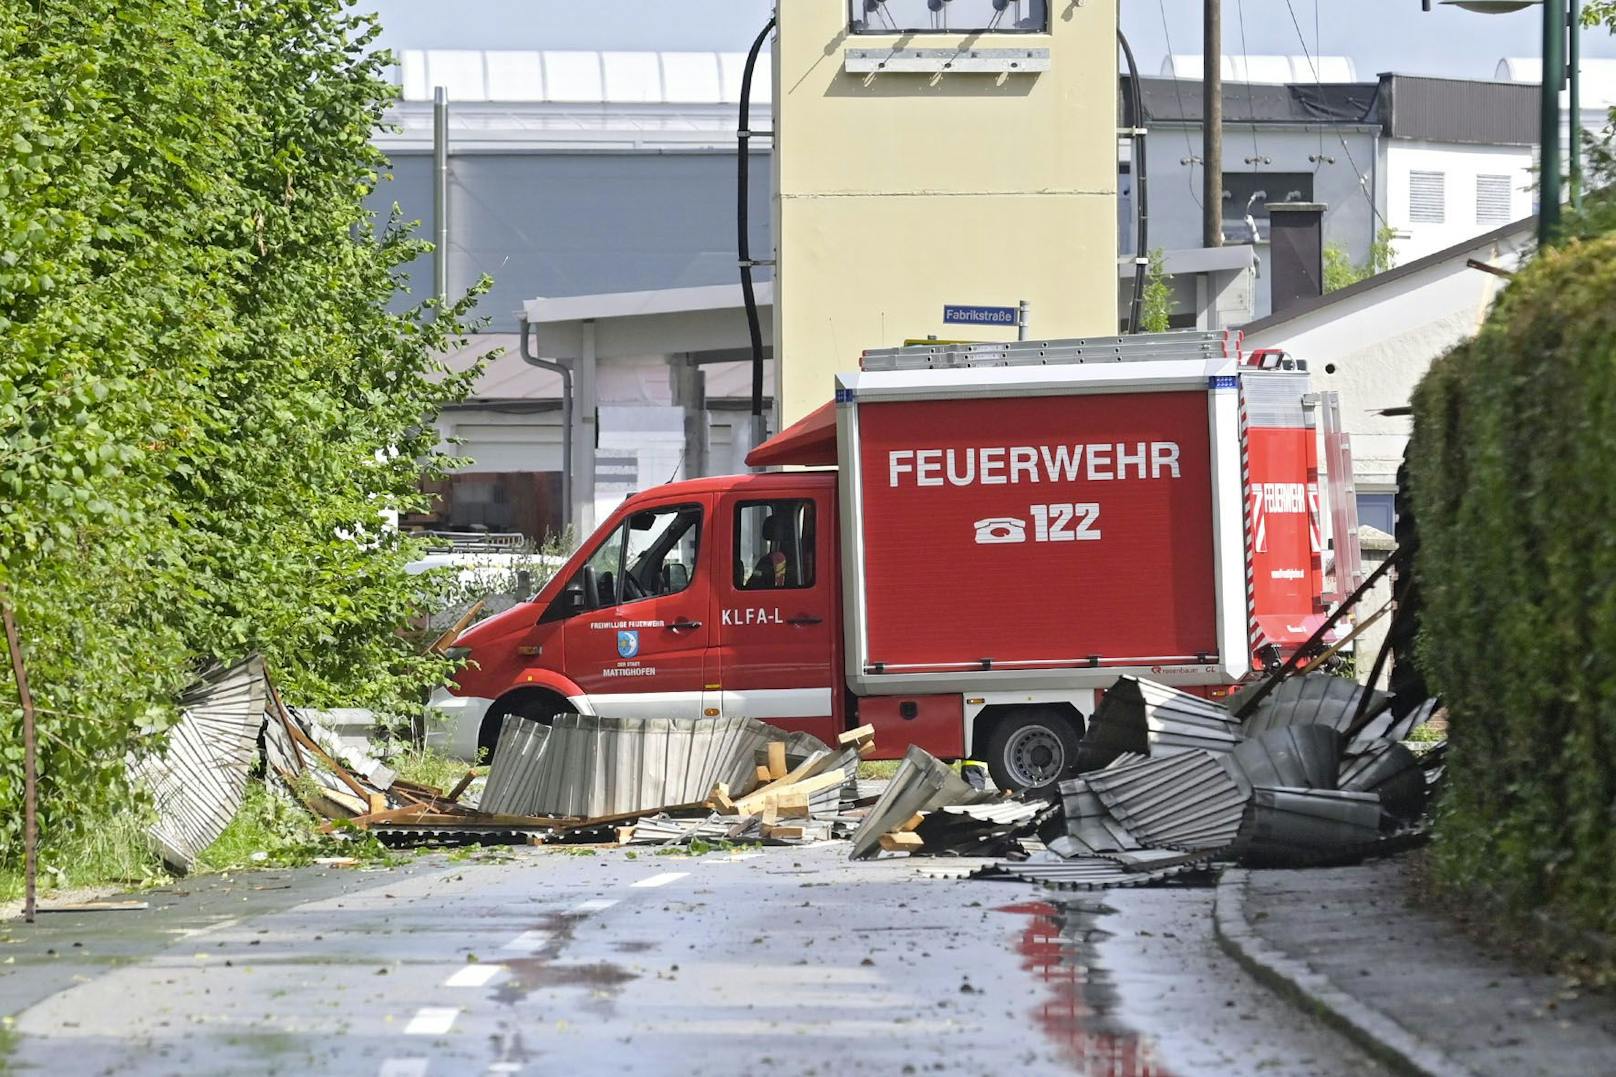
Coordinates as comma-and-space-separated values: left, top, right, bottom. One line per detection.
429, 331, 1356, 790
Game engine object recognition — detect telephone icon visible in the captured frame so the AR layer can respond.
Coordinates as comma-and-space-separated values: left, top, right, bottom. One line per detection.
972, 516, 1027, 544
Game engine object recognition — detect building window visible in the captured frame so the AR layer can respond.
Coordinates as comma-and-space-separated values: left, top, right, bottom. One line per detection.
1357, 493, 1396, 537
850, 0, 1048, 33
1408, 171, 1446, 224
406, 472, 563, 545
734, 500, 816, 590
1221, 173, 1314, 243
1476, 174, 1512, 225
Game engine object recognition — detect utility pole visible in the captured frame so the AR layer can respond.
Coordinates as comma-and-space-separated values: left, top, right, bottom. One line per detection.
433, 86, 449, 306
1541, 0, 1565, 243
1203, 0, 1223, 247
1569, 0, 1582, 212
1, 590, 38, 924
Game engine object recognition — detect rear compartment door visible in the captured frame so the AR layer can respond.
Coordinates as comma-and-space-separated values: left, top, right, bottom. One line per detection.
712, 487, 839, 743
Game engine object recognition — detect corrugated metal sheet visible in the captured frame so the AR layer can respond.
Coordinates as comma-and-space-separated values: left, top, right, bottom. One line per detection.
938, 800, 1045, 825
1338, 741, 1425, 824
477, 716, 550, 811
627, 812, 762, 845
1052, 776, 1141, 856
1077, 677, 1243, 769
977, 854, 1211, 891
1228, 724, 1343, 790
479, 713, 828, 820
1084, 750, 1249, 853
849, 744, 998, 860
1235, 673, 1389, 738
1382, 74, 1537, 146
1233, 786, 1382, 867
133, 658, 268, 872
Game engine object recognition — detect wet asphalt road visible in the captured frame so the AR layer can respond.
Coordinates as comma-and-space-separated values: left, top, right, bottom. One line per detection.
1, 843, 1385, 1076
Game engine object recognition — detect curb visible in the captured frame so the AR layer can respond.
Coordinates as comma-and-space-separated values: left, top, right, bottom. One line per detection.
1212, 867, 1470, 1077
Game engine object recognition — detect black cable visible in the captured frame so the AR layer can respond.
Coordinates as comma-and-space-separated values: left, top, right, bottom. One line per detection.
738, 15, 775, 451
1118, 30, 1149, 334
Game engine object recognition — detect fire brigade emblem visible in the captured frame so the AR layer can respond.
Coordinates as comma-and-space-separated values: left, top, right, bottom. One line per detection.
616, 630, 640, 659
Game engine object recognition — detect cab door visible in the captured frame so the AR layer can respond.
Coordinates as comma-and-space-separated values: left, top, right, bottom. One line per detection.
712, 487, 839, 742
562, 498, 712, 718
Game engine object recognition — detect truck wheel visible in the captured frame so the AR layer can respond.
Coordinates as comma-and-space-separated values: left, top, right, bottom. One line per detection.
478, 690, 574, 763
982, 709, 1080, 792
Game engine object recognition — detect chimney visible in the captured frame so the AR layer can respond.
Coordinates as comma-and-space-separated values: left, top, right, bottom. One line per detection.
1266, 202, 1326, 315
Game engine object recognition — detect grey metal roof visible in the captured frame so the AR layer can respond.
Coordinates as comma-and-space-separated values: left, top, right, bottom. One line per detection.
1228, 724, 1343, 791
977, 853, 1212, 891
1233, 786, 1382, 867
132, 658, 267, 873
1077, 676, 1243, 768
1338, 741, 1426, 824
1130, 76, 1378, 126
1052, 777, 1141, 856
849, 744, 998, 860
1380, 74, 1537, 146
1084, 750, 1250, 853
1234, 673, 1389, 738
480, 713, 830, 820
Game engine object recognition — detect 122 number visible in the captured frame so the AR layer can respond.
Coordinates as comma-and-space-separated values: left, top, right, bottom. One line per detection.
1030, 502, 1101, 542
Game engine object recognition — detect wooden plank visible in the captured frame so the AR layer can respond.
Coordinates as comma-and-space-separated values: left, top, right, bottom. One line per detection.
755, 764, 774, 785
428, 597, 486, 655
899, 812, 925, 832
837, 724, 876, 747
446, 770, 478, 803
707, 782, 737, 815
879, 831, 925, 852
731, 769, 847, 815
36, 900, 150, 912
763, 824, 808, 840
766, 741, 787, 781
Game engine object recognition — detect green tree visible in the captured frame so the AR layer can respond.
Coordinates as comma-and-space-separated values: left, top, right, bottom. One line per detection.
1323, 227, 1396, 292
0, 0, 484, 862
1140, 249, 1173, 333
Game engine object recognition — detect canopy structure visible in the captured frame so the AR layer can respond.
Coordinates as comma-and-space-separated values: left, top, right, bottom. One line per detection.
745, 401, 837, 468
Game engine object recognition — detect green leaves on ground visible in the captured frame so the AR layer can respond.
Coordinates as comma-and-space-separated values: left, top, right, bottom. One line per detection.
0, 1, 484, 867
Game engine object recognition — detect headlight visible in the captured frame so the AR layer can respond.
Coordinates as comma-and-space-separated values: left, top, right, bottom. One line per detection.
444, 645, 472, 662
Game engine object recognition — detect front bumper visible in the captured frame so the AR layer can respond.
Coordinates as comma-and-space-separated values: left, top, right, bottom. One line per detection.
424, 687, 495, 762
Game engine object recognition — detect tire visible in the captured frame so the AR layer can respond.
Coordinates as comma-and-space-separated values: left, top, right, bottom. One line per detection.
478, 690, 574, 763
982, 708, 1082, 793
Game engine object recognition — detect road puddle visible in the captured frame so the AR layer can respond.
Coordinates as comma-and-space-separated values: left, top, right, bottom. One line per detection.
998, 899, 1169, 1076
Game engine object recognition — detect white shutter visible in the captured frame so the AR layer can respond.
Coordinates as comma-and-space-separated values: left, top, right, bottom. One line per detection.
1409, 171, 1446, 224
1476, 174, 1512, 225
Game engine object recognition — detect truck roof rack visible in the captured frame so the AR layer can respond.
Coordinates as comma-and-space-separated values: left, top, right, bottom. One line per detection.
859, 329, 1240, 371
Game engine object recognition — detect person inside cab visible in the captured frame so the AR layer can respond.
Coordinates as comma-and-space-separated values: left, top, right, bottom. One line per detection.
745, 514, 791, 589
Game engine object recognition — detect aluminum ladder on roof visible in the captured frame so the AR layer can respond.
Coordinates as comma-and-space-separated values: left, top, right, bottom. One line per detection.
858, 329, 1239, 372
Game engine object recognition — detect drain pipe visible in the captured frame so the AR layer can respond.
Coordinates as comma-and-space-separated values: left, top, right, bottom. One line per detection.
433, 86, 449, 306
737, 14, 775, 457
1118, 30, 1149, 333
519, 315, 572, 533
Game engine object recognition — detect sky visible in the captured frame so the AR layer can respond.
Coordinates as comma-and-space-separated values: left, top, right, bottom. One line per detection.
358, 0, 1616, 81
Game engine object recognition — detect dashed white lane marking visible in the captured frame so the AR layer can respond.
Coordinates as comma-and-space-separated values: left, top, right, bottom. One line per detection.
500, 930, 553, 954
378, 1060, 429, 1077
630, 871, 689, 889
404, 1007, 460, 1036
444, 963, 504, 988
487, 1065, 522, 1074
723, 852, 764, 862
571, 897, 619, 912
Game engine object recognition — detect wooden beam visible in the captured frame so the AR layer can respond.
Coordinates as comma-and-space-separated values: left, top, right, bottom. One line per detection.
837, 724, 876, 747
766, 741, 787, 780
879, 831, 924, 852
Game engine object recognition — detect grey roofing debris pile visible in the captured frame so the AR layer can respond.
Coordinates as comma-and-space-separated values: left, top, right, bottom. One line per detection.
976, 674, 1446, 890
133, 657, 1443, 881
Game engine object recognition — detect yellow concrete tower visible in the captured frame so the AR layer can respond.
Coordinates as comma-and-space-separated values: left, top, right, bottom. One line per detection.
772, 0, 1120, 423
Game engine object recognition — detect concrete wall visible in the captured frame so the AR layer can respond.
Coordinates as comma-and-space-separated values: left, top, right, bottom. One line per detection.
370, 151, 773, 327
1128, 125, 1379, 320
771, 1, 1118, 424
1384, 140, 1533, 263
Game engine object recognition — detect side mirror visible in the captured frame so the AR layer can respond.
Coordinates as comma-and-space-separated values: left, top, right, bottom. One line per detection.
560, 581, 587, 616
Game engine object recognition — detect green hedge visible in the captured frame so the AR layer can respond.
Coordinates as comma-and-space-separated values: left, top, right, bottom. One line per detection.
1409, 234, 1616, 934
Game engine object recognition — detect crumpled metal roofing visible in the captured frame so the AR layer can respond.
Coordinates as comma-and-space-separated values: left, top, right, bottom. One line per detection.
1084, 750, 1250, 853
1232, 785, 1382, 867
1235, 673, 1389, 738
476, 716, 550, 811
849, 744, 998, 859
480, 713, 828, 820
1338, 740, 1426, 824
1228, 724, 1343, 791
132, 657, 267, 873
627, 812, 762, 845
1077, 676, 1243, 768
1349, 696, 1439, 750
1050, 777, 1141, 856
975, 853, 1212, 890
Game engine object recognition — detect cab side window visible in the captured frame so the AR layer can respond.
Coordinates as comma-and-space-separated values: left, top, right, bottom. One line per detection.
734, 500, 815, 590
548, 504, 701, 619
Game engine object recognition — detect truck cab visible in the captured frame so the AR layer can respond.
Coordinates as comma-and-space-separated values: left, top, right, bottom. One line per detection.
434, 472, 848, 761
